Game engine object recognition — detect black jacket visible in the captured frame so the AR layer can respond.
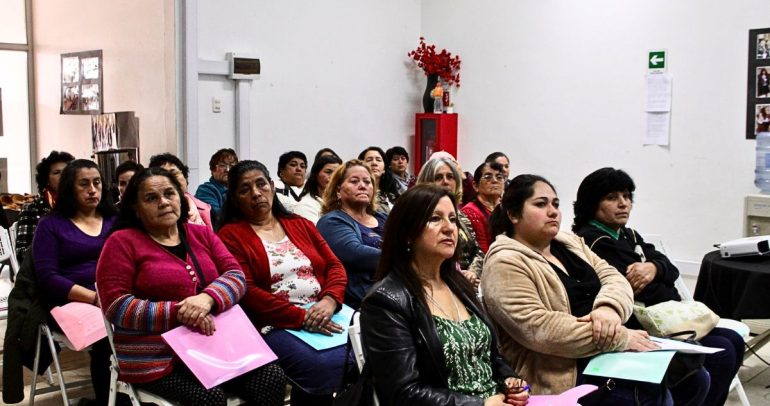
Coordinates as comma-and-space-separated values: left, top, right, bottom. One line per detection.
2, 248, 57, 404
576, 224, 680, 306
360, 273, 517, 406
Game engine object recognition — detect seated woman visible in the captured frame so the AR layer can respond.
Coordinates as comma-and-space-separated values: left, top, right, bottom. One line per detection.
317, 160, 386, 309
293, 154, 342, 224
573, 167, 743, 406
416, 157, 484, 286
274, 150, 308, 209
358, 146, 400, 214
361, 185, 530, 406
461, 161, 505, 253
15, 150, 75, 262
149, 153, 213, 229
32, 159, 116, 405
218, 160, 348, 406
96, 168, 286, 405
481, 174, 679, 405
114, 160, 144, 206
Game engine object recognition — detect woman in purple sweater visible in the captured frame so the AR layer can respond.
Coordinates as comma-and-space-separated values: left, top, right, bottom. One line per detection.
32, 159, 116, 406
96, 167, 286, 405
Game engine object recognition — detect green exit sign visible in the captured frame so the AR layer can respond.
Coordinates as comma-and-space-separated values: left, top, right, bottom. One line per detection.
648, 50, 666, 70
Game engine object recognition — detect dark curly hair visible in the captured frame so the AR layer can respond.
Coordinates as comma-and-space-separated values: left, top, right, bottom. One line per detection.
53, 159, 115, 219
208, 148, 238, 171
35, 150, 75, 194
149, 153, 189, 180
572, 167, 636, 232
385, 146, 409, 164
115, 160, 144, 178
277, 151, 307, 174
473, 161, 505, 184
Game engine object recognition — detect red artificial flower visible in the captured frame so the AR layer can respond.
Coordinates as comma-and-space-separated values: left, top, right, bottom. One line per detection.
407, 37, 461, 87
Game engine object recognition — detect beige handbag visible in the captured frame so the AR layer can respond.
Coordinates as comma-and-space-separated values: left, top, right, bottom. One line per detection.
633, 300, 720, 340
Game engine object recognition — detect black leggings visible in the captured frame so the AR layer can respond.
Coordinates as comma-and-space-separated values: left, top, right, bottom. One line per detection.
136, 362, 286, 406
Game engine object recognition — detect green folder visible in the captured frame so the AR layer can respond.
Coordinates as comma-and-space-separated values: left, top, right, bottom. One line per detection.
583, 351, 676, 383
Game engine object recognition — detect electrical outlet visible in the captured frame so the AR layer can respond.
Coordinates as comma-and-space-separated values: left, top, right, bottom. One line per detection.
212, 98, 222, 113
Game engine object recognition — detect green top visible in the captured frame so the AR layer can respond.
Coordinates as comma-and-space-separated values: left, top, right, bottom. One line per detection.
590, 219, 620, 240
433, 313, 498, 399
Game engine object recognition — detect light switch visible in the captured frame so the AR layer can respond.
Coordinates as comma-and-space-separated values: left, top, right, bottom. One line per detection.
212, 98, 222, 113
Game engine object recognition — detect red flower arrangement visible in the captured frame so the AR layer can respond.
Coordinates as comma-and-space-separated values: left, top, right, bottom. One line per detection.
408, 37, 461, 87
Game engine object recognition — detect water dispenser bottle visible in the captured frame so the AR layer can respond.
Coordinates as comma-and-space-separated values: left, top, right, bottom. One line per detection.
755, 132, 770, 193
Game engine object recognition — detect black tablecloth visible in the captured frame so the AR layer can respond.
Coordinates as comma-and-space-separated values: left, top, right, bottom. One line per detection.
694, 250, 770, 319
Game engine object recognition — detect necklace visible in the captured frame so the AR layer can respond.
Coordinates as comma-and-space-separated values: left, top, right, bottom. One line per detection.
425, 287, 462, 321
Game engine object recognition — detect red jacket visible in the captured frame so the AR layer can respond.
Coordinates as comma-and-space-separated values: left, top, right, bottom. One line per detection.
461, 200, 493, 253
218, 215, 347, 329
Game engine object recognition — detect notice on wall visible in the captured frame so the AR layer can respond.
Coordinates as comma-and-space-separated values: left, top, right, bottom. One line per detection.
645, 73, 672, 112
644, 112, 670, 146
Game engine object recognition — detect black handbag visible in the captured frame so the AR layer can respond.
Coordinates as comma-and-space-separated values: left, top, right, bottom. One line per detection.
664, 330, 706, 388
333, 318, 374, 406
334, 362, 373, 406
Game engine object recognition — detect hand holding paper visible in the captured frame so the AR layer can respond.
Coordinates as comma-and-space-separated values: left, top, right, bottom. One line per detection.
162, 305, 277, 389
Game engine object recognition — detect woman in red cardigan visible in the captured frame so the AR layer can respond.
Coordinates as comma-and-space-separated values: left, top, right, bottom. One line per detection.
218, 160, 348, 406
97, 167, 286, 405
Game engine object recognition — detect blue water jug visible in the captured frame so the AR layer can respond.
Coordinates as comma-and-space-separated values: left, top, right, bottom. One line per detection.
755, 132, 770, 193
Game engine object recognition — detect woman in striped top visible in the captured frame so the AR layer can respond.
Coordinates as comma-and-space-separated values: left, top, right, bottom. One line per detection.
96, 167, 286, 405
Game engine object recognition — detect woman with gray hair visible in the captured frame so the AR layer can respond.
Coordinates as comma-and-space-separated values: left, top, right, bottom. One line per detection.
416, 157, 483, 286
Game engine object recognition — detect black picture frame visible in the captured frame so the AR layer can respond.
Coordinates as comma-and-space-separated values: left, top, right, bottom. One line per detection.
60, 50, 103, 115
747, 29, 770, 139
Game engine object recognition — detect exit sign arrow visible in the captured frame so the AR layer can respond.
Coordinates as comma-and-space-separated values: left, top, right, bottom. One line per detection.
648, 50, 666, 70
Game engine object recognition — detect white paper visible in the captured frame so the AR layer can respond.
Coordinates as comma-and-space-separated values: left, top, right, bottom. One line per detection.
645, 73, 672, 112
643, 112, 670, 145
650, 337, 724, 354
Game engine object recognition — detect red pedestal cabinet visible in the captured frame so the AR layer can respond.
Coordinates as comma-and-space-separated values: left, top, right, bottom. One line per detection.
414, 113, 458, 173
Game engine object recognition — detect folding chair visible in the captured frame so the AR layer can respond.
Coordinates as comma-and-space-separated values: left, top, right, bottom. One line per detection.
102, 316, 246, 406
29, 323, 92, 406
0, 227, 19, 282
348, 312, 379, 406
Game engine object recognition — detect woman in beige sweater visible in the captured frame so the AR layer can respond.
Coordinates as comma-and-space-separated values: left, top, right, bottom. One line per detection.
481, 174, 671, 405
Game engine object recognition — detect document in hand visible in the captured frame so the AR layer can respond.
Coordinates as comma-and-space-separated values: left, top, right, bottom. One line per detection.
584, 351, 677, 383
528, 384, 598, 406
161, 305, 278, 389
285, 303, 355, 350
49, 302, 107, 350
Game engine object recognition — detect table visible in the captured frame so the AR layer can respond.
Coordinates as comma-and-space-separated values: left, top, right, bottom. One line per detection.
694, 250, 770, 359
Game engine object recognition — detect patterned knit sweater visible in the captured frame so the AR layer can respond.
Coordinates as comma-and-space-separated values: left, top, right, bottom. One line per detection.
96, 224, 245, 383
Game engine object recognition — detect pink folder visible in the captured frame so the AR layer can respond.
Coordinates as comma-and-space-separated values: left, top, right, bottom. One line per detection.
528, 384, 598, 406
161, 305, 278, 389
49, 302, 107, 351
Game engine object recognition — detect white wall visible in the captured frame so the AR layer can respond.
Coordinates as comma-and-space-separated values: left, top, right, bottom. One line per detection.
421, 0, 765, 262
194, 0, 422, 185
0, 50, 31, 193
32, 0, 176, 169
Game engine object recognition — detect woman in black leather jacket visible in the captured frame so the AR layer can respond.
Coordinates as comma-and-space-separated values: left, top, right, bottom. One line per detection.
360, 185, 529, 406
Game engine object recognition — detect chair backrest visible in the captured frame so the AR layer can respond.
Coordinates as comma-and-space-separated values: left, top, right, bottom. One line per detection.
0, 227, 20, 278
349, 312, 366, 371
347, 312, 380, 406
641, 233, 693, 300
9, 221, 18, 251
